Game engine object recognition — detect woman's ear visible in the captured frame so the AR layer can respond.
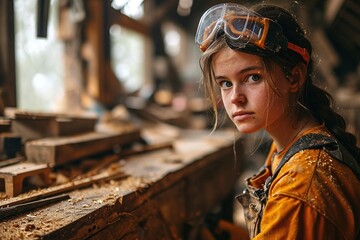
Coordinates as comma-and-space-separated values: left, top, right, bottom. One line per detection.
288, 63, 307, 92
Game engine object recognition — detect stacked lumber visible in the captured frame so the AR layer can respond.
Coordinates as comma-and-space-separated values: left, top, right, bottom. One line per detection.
4, 108, 142, 166
7, 109, 98, 141
25, 130, 141, 166
0, 109, 141, 197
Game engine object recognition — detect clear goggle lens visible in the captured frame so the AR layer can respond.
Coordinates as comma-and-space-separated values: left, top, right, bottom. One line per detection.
195, 4, 268, 52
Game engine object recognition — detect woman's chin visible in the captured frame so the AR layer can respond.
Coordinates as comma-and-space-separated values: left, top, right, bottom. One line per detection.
235, 124, 259, 134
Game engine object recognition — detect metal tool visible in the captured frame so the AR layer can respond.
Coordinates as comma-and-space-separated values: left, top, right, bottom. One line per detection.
0, 194, 70, 220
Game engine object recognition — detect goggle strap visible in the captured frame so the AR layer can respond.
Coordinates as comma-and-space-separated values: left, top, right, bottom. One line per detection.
287, 42, 310, 65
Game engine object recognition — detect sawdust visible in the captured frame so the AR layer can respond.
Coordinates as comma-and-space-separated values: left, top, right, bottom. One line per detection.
0, 178, 138, 239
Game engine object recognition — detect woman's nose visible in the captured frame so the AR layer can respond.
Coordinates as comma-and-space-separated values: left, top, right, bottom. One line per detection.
230, 87, 246, 104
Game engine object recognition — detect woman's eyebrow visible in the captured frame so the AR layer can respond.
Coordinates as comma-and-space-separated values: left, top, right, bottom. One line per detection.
215, 65, 263, 80
237, 66, 264, 74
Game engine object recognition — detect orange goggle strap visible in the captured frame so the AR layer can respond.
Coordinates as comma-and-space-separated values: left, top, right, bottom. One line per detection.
225, 15, 311, 65
287, 42, 310, 65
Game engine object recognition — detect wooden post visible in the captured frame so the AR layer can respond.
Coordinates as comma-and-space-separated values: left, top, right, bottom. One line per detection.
0, 0, 17, 110
58, 0, 85, 112
81, 0, 125, 108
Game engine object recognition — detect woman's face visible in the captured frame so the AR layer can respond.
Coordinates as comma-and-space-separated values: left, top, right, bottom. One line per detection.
213, 47, 292, 134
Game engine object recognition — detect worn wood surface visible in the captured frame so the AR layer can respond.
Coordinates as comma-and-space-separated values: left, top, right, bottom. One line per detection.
0, 130, 243, 239
0, 162, 50, 197
25, 129, 142, 166
9, 110, 98, 141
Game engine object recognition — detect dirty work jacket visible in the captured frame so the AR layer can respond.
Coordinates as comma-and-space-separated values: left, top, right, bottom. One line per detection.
239, 125, 360, 239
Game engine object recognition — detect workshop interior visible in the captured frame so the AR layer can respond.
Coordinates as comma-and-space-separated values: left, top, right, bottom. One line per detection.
0, 0, 359, 239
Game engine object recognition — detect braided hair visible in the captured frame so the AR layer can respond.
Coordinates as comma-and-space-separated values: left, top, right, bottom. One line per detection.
254, 4, 360, 162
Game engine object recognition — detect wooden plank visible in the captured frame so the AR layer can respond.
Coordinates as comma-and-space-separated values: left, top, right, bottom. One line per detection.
8, 109, 98, 141
0, 170, 127, 209
0, 162, 51, 197
12, 118, 97, 141
25, 130, 141, 166
53, 180, 186, 240
80, 141, 174, 178
185, 150, 237, 220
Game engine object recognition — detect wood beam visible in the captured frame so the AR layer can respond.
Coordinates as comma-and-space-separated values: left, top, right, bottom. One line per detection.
109, 8, 149, 36
81, 0, 125, 108
0, 0, 17, 110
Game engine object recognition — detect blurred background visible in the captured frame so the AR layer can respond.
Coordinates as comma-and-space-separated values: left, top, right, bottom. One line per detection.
0, 0, 359, 233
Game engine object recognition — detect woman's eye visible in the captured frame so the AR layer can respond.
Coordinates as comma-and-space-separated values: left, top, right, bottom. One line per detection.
218, 80, 232, 89
246, 74, 261, 83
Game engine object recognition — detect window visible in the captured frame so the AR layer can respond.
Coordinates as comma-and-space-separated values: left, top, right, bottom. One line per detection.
111, 0, 144, 19
110, 0, 150, 94
110, 25, 147, 93
15, 0, 64, 111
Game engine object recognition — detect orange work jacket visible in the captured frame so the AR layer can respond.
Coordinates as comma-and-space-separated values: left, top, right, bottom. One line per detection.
248, 125, 360, 240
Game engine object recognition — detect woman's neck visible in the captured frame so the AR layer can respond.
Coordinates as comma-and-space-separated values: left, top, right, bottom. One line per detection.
267, 113, 318, 153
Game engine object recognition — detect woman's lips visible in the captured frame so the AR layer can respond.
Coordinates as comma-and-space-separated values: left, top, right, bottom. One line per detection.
232, 111, 254, 122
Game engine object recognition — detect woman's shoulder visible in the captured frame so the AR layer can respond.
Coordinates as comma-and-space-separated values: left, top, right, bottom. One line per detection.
270, 147, 360, 232
271, 130, 360, 204
273, 147, 360, 196
271, 148, 331, 199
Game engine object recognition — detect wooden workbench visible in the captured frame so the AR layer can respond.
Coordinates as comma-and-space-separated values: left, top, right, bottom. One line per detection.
0, 129, 243, 239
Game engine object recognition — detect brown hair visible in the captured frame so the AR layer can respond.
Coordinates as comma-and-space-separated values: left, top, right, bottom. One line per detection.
199, 4, 360, 160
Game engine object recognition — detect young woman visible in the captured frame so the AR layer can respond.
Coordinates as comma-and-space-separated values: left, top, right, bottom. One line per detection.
196, 3, 360, 239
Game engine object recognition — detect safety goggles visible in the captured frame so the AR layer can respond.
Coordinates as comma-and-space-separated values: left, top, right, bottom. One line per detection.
195, 3, 310, 65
